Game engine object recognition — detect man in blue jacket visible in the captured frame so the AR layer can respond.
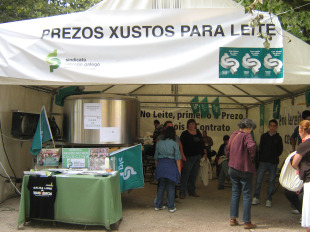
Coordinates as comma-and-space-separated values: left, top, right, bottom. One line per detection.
252, 119, 283, 207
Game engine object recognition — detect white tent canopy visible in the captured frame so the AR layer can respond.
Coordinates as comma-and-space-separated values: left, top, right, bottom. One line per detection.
0, 0, 307, 109
0, 0, 310, 203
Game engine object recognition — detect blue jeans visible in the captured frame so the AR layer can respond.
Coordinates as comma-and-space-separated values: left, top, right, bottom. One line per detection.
180, 154, 201, 196
253, 162, 277, 201
155, 178, 176, 210
229, 167, 253, 223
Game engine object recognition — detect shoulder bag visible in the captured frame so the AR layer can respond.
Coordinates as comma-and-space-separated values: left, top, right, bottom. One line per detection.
279, 151, 303, 192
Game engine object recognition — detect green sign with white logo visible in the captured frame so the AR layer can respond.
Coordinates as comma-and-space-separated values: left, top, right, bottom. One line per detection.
219, 47, 283, 79
62, 148, 90, 168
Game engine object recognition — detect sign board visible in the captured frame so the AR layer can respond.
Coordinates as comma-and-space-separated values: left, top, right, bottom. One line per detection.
37, 149, 60, 166
62, 148, 90, 168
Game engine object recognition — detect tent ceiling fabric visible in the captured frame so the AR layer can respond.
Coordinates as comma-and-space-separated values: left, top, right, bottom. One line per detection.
29, 84, 310, 110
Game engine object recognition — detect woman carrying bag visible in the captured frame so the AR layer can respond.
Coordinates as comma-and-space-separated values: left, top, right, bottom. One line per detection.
292, 120, 310, 232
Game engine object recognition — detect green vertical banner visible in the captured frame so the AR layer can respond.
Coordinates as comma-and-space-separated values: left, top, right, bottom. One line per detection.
190, 96, 200, 115
305, 90, 310, 107
273, 99, 281, 119
200, 97, 209, 118
211, 97, 221, 119
260, 104, 264, 126
110, 144, 144, 193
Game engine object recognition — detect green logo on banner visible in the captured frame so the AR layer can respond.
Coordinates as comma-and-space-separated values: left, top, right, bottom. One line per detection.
190, 96, 200, 115
211, 97, 221, 119
200, 97, 209, 118
260, 104, 265, 126
273, 99, 281, 119
46, 49, 61, 72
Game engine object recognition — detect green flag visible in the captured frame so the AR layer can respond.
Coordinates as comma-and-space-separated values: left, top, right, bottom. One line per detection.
190, 96, 200, 115
30, 106, 53, 156
211, 97, 221, 119
273, 99, 281, 119
110, 144, 144, 193
260, 104, 264, 126
200, 97, 209, 118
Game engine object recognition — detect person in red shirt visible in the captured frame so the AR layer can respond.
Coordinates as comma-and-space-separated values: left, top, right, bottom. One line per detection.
225, 119, 257, 230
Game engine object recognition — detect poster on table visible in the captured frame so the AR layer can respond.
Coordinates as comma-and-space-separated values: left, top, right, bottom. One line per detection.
37, 149, 60, 166
62, 148, 109, 169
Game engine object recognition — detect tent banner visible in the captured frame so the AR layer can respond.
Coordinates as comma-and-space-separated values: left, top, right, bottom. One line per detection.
0, 8, 283, 84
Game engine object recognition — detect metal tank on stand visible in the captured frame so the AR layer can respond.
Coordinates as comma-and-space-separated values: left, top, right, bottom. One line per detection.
63, 94, 140, 146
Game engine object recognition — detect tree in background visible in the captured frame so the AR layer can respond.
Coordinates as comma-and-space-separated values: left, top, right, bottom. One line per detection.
0, 0, 101, 23
234, 0, 310, 44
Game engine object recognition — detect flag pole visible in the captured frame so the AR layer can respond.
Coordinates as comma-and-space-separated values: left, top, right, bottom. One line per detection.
42, 106, 56, 148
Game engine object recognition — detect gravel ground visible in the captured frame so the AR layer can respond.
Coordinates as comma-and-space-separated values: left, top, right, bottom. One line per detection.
0, 173, 305, 232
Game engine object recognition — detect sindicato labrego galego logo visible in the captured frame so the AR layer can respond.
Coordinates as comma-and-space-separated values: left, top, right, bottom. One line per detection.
46, 49, 61, 72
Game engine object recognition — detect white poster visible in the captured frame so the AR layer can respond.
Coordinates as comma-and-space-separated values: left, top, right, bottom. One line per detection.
84, 103, 102, 129
100, 127, 120, 142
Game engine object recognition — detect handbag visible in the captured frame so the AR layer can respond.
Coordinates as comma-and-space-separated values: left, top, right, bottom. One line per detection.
279, 151, 303, 192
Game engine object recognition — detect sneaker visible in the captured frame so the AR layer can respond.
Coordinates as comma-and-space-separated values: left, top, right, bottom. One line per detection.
252, 197, 260, 205
169, 207, 176, 213
244, 222, 257, 229
266, 200, 272, 207
154, 206, 166, 211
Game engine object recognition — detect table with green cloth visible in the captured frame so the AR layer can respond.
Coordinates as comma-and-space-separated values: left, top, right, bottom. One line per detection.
18, 172, 122, 230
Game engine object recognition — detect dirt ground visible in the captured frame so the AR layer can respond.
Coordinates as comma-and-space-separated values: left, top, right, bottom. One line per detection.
0, 172, 305, 232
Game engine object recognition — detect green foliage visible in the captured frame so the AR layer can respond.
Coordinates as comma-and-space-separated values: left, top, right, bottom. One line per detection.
0, 0, 101, 24
234, 0, 310, 44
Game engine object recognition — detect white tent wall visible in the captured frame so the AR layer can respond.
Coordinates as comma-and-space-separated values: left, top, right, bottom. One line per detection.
0, 86, 61, 203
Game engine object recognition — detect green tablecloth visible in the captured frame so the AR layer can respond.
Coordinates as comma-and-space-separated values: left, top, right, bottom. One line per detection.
18, 172, 122, 229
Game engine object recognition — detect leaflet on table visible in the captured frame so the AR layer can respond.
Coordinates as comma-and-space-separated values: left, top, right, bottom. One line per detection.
37, 149, 61, 166
62, 148, 109, 169
46, 169, 117, 176
23, 170, 52, 176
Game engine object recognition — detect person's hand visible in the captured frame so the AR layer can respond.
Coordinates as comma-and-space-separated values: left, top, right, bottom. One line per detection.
296, 189, 302, 195
296, 169, 300, 175
182, 156, 187, 162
